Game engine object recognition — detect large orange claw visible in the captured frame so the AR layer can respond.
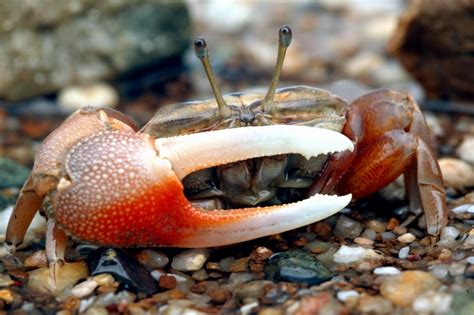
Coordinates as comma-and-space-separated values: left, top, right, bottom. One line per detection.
51, 125, 353, 247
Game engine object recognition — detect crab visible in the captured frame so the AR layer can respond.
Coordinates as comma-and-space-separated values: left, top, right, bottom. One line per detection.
4, 26, 446, 275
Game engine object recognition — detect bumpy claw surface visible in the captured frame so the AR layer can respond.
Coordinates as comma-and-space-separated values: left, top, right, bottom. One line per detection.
51, 125, 353, 247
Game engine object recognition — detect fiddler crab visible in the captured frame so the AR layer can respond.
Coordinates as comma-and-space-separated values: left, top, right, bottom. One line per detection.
5, 26, 447, 276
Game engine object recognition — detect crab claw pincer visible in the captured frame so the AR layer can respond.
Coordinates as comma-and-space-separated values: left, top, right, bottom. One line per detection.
53, 125, 353, 247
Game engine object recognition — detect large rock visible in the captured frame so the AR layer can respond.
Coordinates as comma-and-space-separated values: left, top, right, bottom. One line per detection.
388, 0, 474, 100
0, 0, 191, 101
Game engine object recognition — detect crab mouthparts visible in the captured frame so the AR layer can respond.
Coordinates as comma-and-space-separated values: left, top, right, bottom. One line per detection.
152, 125, 354, 247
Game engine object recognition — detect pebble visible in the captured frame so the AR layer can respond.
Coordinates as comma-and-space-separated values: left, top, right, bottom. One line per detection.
392, 226, 408, 235
228, 257, 249, 273
0, 289, 14, 304
380, 231, 396, 241
229, 272, 259, 285
374, 267, 401, 275
333, 245, 383, 264
304, 240, 332, 254
467, 256, 474, 264
234, 280, 273, 300
357, 295, 393, 313
397, 233, 416, 244
386, 218, 400, 231
438, 158, 474, 189
449, 263, 466, 276
0, 274, 14, 287
192, 269, 209, 281
58, 83, 119, 112
452, 204, 474, 214
136, 249, 169, 270
71, 279, 98, 298
93, 274, 115, 287
413, 290, 453, 313
158, 275, 177, 290
240, 301, 259, 314
366, 220, 387, 233
336, 290, 360, 302
398, 246, 410, 259
28, 262, 89, 296
441, 226, 461, 240
87, 247, 158, 296
218, 257, 235, 272
457, 135, 474, 164
380, 271, 441, 307
171, 249, 210, 272
264, 250, 333, 285
360, 228, 376, 240
309, 221, 332, 240
354, 237, 374, 246
209, 287, 231, 304
334, 215, 363, 239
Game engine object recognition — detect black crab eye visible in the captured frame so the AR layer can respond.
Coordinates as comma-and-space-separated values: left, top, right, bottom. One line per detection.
194, 38, 208, 59
279, 25, 292, 47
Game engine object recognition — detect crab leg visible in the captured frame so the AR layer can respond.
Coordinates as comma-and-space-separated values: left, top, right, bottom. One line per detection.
53, 125, 353, 247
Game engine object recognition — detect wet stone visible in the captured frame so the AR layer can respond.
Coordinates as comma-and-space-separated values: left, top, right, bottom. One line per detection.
380, 231, 396, 241
171, 249, 210, 272
366, 220, 387, 233
397, 233, 416, 244
380, 270, 441, 307
136, 249, 169, 270
264, 250, 333, 285
86, 247, 158, 296
334, 215, 363, 239
361, 228, 376, 240
398, 246, 410, 259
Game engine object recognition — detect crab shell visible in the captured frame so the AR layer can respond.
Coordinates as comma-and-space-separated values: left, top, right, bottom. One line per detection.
30, 105, 353, 248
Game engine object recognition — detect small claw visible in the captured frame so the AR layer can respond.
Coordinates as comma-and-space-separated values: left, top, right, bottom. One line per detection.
53, 125, 352, 247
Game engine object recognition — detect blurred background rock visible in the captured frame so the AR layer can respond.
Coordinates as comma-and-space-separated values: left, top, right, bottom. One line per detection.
0, 0, 473, 167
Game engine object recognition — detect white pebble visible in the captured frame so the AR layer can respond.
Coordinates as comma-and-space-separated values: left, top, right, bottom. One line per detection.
167, 273, 188, 282
150, 270, 165, 282
337, 290, 360, 302
467, 256, 474, 264
451, 204, 474, 214
374, 266, 401, 275
441, 226, 461, 240
58, 83, 119, 112
413, 291, 452, 313
71, 279, 98, 298
240, 301, 259, 315
333, 245, 383, 263
397, 233, 416, 244
398, 246, 410, 259
171, 249, 210, 272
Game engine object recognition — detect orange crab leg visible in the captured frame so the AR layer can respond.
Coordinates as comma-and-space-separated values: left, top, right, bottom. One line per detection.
53, 125, 353, 247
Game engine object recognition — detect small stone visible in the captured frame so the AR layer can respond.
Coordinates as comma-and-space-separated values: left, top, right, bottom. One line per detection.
452, 204, 474, 214
356, 261, 379, 273
58, 83, 119, 112
150, 270, 165, 282
264, 250, 333, 285
354, 237, 374, 246
0, 289, 14, 304
357, 295, 393, 313
333, 245, 383, 264
93, 273, 115, 286
336, 290, 359, 302
304, 240, 332, 254
228, 257, 249, 273
457, 136, 474, 164
441, 226, 461, 241
398, 246, 410, 259
192, 269, 209, 281
229, 272, 259, 285
87, 247, 158, 296
366, 220, 387, 233
392, 226, 408, 235
171, 249, 210, 272
439, 158, 474, 189
413, 290, 453, 313
381, 231, 396, 241
24, 250, 48, 269
209, 287, 231, 304
240, 301, 259, 314
71, 279, 98, 298
374, 267, 401, 275
397, 233, 416, 244
250, 246, 273, 262
429, 264, 450, 280
467, 256, 474, 264
28, 262, 89, 296
136, 250, 169, 270
361, 229, 376, 240
158, 275, 177, 290
449, 263, 466, 276
334, 215, 363, 239
309, 221, 332, 240
234, 280, 272, 301
380, 271, 441, 307
0, 274, 14, 287
386, 218, 400, 231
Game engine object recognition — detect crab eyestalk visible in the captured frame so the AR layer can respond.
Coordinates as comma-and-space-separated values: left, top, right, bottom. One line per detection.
262, 25, 292, 113
53, 125, 354, 247
194, 37, 230, 118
